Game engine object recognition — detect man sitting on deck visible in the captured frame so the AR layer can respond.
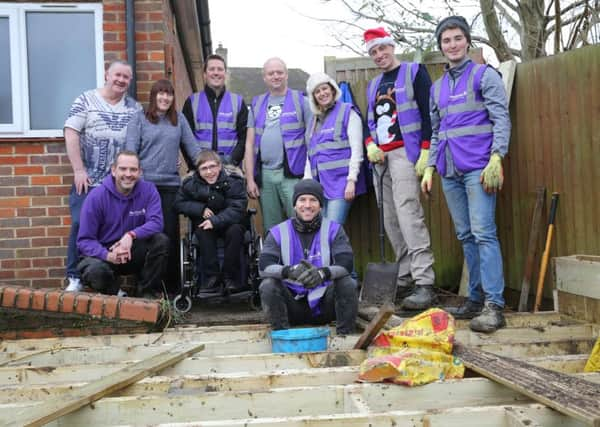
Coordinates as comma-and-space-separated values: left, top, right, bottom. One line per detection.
258, 179, 358, 335
76, 151, 169, 298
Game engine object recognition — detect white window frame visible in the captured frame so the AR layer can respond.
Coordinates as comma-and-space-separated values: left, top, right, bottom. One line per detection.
0, 2, 104, 138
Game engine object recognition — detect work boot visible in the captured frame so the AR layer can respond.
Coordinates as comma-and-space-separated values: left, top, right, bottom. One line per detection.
470, 301, 506, 333
395, 277, 414, 302
401, 285, 437, 310
446, 299, 484, 319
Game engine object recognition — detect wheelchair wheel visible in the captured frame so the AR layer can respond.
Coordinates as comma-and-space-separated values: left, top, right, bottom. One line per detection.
173, 294, 192, 313
180, 237, 192, 287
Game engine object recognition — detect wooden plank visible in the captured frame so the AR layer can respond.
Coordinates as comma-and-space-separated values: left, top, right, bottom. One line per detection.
454, 343, 600, 426
555, 255, 600, 299
7, 342, 205, 427
0, 380, 532, 425
353, 303, 394, 349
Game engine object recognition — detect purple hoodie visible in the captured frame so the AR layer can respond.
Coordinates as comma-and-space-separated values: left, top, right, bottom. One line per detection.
77, 174, 164, 261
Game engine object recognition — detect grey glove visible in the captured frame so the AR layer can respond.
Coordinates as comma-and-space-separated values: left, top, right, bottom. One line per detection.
297, 265, 329, 289
282, 259, 312, 281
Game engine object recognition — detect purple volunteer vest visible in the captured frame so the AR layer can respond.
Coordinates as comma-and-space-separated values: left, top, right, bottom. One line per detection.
190, 90, 242, 156
251, 89, 307, 176
270, 218, 340, 315
308, 101, 366, 199
432, 62, 494, 176
367, 62, 423, 163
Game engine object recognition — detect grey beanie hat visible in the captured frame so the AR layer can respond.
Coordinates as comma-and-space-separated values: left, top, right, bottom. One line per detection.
293, 179, 324, 207
435, 15, 471, 50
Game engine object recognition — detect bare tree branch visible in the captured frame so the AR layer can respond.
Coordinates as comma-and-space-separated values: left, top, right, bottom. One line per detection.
495, 0, 523, 31
480, 0, 516, 60
548, 9, 592, 32
499, 0, 520, 14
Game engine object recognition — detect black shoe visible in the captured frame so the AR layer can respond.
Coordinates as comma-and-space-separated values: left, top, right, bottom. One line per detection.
470, 301, 506, 333
224, 278, 247, 294
401, 285, 437, 310
395, 278, 414, 301
446, 299, 484, 319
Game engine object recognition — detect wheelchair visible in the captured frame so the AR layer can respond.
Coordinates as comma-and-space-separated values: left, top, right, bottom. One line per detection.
172, 208, 263, 314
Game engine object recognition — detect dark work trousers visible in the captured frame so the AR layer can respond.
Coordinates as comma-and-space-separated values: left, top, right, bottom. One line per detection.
77, 233, 169, 295
259, 276, 358, 334
194, 223, 245, 284
157, 186, 180, 295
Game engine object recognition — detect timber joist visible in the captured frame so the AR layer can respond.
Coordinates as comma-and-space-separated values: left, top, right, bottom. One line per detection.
0, 310, 597, 426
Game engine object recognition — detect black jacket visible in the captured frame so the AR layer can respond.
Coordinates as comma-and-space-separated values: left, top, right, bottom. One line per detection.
174, 169, 247, 231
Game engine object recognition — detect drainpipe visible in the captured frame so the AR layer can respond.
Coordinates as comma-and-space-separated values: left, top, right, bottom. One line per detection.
196, 0, 212, 60
126, 0, 137, 98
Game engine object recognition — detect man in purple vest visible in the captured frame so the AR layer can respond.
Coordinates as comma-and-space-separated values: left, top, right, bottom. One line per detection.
259, 179, 358, 335
182, 54, 248, 167
363, 27, 437, 309
422, 16, 511, 333
244, 57, 311, 234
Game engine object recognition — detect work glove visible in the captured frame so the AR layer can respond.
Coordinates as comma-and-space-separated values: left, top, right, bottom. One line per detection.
420, 166, 435, 195
366, 143, 385, 164
207, 188, 226, 211
414, 148, 430, 177
297, 265, 330, 289
282, 260, 312, 281
480, 153, 504, 193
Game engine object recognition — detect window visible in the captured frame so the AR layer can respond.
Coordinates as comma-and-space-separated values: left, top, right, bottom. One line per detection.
0, 3, 103, 137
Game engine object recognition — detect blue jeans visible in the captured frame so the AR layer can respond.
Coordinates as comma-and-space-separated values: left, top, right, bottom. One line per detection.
66, 185, 89, 278
323, 198, 352, 225
441, 170, 505, 307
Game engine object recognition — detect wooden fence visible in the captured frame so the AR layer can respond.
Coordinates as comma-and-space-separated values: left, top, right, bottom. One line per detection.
324, 45, 600, 303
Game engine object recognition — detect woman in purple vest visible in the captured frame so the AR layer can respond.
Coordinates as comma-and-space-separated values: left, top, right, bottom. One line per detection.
304, 73, 365, 224
126, 79, 201, 296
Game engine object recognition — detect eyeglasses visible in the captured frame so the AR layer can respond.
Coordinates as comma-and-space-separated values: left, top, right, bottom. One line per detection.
199, 163, 220, 173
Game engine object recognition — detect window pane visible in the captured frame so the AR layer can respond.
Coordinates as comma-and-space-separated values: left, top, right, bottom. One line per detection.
0, 17, 12, 124
26, 12, 97, 130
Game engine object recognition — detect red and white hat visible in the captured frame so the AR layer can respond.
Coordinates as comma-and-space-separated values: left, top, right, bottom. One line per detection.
363, 27, 395, 52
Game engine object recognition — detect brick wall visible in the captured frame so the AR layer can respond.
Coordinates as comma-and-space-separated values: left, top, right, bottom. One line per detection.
0, 0, 197, 289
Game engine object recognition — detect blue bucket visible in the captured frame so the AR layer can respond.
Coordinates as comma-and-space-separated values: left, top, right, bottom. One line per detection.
270, 327, 330, 353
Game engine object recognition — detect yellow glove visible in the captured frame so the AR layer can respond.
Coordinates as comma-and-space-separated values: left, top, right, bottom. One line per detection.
366, 143, 385, 164
480, 153, 504, 193
421, 166, 435, 195
414, 148, 429, 177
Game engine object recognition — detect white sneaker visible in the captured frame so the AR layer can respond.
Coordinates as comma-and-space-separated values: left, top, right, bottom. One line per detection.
65, 277, 83, 292
117, 289, 128, 298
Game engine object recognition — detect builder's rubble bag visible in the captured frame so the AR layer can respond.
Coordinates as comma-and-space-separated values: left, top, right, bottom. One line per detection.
584, 335, 600, 372
358, 308, 465, 386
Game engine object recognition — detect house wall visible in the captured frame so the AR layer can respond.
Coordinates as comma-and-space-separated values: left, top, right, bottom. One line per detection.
0, 0, 196, 288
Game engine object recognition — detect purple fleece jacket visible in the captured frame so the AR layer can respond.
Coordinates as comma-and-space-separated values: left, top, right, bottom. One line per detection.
77, 174, 164, 261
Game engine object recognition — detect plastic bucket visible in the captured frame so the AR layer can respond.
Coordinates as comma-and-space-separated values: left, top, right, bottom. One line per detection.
270, 327, 329, 353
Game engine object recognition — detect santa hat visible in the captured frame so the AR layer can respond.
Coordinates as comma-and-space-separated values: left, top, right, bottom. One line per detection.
305, 72, 341, 114
363, 27, 395, 52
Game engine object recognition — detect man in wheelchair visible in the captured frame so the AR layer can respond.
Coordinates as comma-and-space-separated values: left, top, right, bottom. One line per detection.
174, 150, 248, 294
259, 179, 358, 335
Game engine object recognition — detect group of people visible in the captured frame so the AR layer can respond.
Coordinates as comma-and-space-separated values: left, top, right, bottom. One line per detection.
62, 14, 510, 335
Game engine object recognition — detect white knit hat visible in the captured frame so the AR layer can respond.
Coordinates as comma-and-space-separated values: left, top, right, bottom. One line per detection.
363, 27, 396, 52
305, 72, 341, 114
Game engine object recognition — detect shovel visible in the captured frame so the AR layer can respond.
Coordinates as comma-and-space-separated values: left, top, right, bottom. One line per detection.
359, 162, 399, 306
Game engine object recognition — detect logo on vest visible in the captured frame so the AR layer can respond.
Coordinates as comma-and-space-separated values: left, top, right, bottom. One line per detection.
281, 111, 297, 118
218, 112, 233, 118
449, 91, 468, 101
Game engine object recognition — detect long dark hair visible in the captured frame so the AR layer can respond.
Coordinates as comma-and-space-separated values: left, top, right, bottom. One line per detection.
145, 79, 178, 126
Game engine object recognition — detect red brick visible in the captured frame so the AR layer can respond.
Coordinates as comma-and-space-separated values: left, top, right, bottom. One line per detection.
32, 237, 62, 247
149, 51, 165, 61
16, 186, 46, 196
31, 196, 63, 206
62, 216, 72, 226
148, 12, 164, 21
89, 295, 104, 318
104, 22, 126, 32
15, 269, 47, 279
1, 287, 17, 307
104, 3, 125, 12
103, 296, 119, 319
45, 290, 60, 311
60, 292, 76, 313
31, 155, 60, 165
17, 207, 46, 217
0, 208, 16, 218
31, 278, 62, 289
0, 197, 30, 208
31, 217, 61, 226
15, 145, 44, 154
2, 259, 32, 269
0, 270, 15, 279
31, 289, 46, 310
32, 176, 61, 185
45, 165, 72, 175
14, 166, 43, 175
0, 176, 28, 186
47, 226, 70, 238
74, 293, 91, 315
48, 207, 69, 216
148, 31, 163, 41
16, 227, 46, 238
16, 248, 46, 258
135, 32, 149, 41
21, 330, 56, 339
0, 156, 27, 165
119, 299, 161, 323
105, 41, 127, 51
0, 146, 13, 155
0, 331, 17, 340
15, 288, 33, 309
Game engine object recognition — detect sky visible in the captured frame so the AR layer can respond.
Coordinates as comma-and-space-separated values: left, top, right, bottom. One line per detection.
209, 0, 359, 73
